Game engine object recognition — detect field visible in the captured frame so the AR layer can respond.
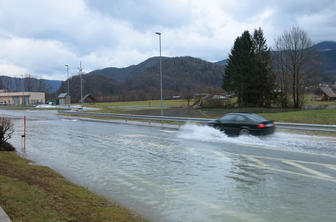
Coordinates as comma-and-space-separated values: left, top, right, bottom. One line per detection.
258, 109, 336, 125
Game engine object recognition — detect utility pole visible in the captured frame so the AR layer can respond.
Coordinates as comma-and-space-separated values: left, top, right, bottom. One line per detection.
78, 62, 83, 112
155, 32, 163, 116
65, 65, 70, 110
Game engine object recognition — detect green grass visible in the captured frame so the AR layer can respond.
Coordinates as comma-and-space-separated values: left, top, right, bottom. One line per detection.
0, 152, 148, 222
89, 99, 192, 107
258, 109, 336, 125
83, 100, 194, 114
75, 97, 336, 125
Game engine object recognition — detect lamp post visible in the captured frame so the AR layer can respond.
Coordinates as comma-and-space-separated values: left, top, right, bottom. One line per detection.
82, 79, 84, 98
78, 62, 83, 112
20, 75, 24, 107
155, 32, 163, 116
65, 65, 70, 110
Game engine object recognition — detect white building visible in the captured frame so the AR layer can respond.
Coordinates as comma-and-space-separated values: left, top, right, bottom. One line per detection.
0, 90, 45, 105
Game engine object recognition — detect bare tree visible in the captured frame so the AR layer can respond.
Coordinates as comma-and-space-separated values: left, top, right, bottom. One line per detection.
24, 74, 38, 91
273, 27, 321, 108
0, 117, 15, 148
2, 76, 13, 92
13, 75, 22, 92
182, 89, 194, 106
0, 75, 4, 89
148, 86, 159, 100
37, 78, 51, 92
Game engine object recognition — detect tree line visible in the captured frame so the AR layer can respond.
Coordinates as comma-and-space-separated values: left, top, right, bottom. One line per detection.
222, 27, 321, 109
0, 74, 51, 93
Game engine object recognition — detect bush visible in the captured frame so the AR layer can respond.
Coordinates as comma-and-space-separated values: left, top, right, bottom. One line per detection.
0, 141, 15, 151
0, 117, 15, 150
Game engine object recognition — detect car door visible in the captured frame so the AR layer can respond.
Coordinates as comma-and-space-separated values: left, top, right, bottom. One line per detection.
217, 114, 237, 134
231, 115, 248, 134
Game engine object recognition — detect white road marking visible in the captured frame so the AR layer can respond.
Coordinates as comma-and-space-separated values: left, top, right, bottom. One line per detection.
121, 134, 147, 138
213, 151, 231, 161
243, 155, 268, 167
283, 161, 334, 179
160, 130, 178, 133
325, 165, 336, 171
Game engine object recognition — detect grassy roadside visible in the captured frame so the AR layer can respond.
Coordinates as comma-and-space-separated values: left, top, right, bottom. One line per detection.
258, 109, 336, 125
0, 152, 148, 222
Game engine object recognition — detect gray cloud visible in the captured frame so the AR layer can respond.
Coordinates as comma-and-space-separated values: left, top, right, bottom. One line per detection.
0, 0, 335, 80
83, 0, 194, 31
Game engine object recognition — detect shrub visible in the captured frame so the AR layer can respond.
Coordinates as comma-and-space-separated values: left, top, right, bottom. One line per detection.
0, 141, 15, 151
0, 117, 15, 151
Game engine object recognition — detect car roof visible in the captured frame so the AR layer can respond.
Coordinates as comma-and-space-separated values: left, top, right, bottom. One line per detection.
226, 113, 255, 115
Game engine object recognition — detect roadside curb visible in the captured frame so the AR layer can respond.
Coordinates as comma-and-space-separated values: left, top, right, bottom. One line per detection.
0, 206, 11, 222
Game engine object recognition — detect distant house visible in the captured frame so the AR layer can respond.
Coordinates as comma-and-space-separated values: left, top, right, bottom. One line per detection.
58, 93, 69, 105
312, 87, 336, 101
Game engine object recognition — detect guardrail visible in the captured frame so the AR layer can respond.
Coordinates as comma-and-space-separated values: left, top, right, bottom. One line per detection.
275, 122, 336, 132
58, 110, 336, 132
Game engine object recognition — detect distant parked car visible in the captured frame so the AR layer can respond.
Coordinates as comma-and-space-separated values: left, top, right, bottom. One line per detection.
0, 101, 6, 106
202, 113, 276, 136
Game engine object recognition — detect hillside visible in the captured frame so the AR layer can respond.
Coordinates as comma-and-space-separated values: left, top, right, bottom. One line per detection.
89, 57, 164, 82
81, 56, 225, 101
315, 41, 336, 52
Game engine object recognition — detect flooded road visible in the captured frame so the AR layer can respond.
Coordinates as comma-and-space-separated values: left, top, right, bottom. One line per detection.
3, 110, 336, 222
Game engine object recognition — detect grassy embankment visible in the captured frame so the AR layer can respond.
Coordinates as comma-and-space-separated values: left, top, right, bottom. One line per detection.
0, 152, 148, 222
84, 99, 192, 114
82, 97, 336, 124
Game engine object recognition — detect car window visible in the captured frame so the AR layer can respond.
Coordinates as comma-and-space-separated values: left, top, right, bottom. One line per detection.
235, 115, 246, 122
218, 114, 236, 122
247, 114, 267, 121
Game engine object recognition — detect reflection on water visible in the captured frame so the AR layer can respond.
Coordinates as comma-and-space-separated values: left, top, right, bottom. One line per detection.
4, 110, 336, 222
302, 104, 336, 110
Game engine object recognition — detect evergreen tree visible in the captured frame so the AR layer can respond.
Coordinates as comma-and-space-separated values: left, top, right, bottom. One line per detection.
222, 28, 276, 107
253, 28, 276, 107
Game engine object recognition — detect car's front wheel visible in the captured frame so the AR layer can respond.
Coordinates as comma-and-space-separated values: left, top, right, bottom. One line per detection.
239, 129, 250, 136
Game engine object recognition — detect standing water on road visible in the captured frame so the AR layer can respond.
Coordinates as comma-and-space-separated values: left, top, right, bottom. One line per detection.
3, 110, 336, 222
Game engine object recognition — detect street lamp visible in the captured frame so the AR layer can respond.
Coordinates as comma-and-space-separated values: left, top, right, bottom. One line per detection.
155, 32, 163, 116
82, 79, 84, 98
65, 65, 70, 110
20, 75, 24, 107
78, 62, 83, 112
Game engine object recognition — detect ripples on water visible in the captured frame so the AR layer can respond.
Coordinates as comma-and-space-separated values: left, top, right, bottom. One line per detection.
6, 112, 336, 222
178, 123, 336, 156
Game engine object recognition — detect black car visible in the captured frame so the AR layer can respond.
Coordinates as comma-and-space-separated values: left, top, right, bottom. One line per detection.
202, 113, 276, 136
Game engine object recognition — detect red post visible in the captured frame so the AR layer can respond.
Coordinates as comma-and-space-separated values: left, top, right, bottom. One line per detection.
24, 116, 26, 150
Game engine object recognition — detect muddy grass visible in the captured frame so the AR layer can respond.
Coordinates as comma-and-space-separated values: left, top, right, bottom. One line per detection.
0, 152, 149, 222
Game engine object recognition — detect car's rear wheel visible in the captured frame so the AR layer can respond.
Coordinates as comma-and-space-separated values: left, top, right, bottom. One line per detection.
239, 129, 250, 136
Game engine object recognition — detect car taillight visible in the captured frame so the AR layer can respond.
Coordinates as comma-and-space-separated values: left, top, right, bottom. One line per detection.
257, 124, 265, 128
273, 123, 276, 126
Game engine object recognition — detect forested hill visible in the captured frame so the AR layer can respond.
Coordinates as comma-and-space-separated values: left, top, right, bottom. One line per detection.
89, 57, 164, 82
120, 56, 225, 91
57, 56, 226, 102
88, 56, 224, 87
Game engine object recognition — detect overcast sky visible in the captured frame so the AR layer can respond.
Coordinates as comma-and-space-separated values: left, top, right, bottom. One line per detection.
0, 0, 335, 80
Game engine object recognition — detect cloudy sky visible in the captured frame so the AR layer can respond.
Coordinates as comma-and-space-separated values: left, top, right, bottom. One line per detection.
0, 0, 335, 80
